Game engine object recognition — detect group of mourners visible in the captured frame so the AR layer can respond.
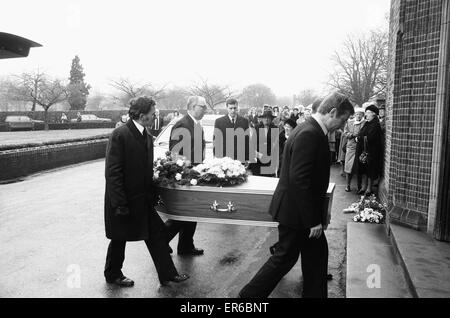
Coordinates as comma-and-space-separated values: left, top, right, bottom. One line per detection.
335, 104, 385, 196
243, 100, 385, 197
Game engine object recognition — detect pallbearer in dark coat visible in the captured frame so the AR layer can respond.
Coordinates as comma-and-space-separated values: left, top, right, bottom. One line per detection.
213, 98, 250, 162
165, 96, 206, 256
104, 96, 189, 287
239, 92, 354, 298
277, 118, 297, 176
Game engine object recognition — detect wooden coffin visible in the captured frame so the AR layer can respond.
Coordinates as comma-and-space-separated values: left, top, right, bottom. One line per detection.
155, 176, 335, 227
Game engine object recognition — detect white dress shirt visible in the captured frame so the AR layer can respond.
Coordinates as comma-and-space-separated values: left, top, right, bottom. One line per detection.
311, 113, 328, 136
188, 112, 201, 126
132, 119, 145, 135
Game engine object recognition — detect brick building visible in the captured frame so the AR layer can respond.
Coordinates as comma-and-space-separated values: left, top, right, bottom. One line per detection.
380, 0, 450, 241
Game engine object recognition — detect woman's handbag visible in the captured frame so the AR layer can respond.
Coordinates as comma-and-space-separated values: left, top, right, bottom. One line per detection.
359, 136, 370, 164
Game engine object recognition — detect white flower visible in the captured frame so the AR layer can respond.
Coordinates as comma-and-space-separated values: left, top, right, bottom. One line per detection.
190, 179, 198, 186
154, 171, 160, 179
226, 170, 233, 177
218, 173, 226, 179
175, 173, 182, 181
176, 159, 184, 167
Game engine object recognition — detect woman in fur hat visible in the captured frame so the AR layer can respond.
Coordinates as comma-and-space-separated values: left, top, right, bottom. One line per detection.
354, 104, 383, 196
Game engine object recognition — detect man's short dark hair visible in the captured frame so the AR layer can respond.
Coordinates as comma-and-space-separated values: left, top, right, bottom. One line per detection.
226, 98, 238, 106
128, 96, 156, 120
311, 98, 323, 114
317, 92, 354, 117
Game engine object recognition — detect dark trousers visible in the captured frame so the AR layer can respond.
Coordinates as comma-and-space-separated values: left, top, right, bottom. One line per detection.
239, 224, 328, 298
104, 210, 178, 283
165, 220, 197, 252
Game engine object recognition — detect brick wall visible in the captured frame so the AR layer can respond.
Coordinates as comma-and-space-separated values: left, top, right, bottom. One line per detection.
383, 0, 444, 230
0, 139, 108, 181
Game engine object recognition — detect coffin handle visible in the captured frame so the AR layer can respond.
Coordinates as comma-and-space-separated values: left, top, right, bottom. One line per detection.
210, 200, 236, 213
157, 195, 165, 206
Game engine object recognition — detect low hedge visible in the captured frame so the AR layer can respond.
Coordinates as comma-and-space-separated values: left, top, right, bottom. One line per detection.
0, 137, 109, 182
0, 133, 110, 151
0, 122, 116, 132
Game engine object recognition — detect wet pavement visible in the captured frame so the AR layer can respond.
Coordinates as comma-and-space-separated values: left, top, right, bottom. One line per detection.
0, 160, 359, 298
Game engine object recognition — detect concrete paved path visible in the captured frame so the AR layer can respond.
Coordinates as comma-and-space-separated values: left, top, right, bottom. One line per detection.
0, 160, 358, 298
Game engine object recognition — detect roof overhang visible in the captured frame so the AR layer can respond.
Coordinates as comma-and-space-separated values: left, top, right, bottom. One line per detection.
0, 32, 42, 59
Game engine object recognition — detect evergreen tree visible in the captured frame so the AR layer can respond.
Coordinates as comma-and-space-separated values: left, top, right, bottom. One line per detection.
68, 55, 91, 110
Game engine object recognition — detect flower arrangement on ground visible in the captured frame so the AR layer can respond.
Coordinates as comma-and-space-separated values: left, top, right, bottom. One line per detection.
153, 152, 248, 187
343, 194, 387, 224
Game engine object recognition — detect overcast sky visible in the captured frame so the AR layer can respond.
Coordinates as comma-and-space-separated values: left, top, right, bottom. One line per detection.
1, 0, 390, 97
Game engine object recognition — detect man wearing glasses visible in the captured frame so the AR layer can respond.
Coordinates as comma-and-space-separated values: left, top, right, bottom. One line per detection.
165, 96, 207, 256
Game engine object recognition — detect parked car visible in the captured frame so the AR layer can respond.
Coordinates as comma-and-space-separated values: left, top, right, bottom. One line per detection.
153, 114, 222, 161
4, 116, 43, 131
70, 114, 112, 123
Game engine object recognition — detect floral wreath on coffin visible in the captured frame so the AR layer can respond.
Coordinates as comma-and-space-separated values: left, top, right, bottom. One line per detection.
153, 151, 248, 187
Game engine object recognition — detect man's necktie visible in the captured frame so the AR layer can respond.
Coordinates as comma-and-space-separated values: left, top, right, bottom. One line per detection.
143, 129, 148, 148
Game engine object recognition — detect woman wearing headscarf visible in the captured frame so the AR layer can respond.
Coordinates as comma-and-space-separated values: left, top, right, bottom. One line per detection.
343, 108, 365, 191
354, 104, 383, 196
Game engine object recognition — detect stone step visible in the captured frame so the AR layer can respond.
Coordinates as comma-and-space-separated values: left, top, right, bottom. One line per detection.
346, 222, 413, 298
389, 223, 450, 298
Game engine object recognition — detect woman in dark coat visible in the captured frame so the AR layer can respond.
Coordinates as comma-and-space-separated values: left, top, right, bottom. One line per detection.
248, 110, 279, 177
355, 104, 383, 196
278, 118, 297, 176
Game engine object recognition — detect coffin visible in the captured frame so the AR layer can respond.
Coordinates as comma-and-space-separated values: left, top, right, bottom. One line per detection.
155, 176, 335, 227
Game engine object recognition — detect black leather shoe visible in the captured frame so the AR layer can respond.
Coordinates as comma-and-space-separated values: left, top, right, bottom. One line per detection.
106, 275, 134, 287
160, 274, 190, 286
177, 247, 204, 256
168, 246, 173, 254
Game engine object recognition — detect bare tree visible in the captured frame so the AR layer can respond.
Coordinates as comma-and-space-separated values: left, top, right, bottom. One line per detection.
157, 87, 189, 110
294, 89, 319, 106
109, 78, 167, 107
239, 83, 277, 109
0, 76, 18, 111
276, 96, 293, 108
14, 69, 46, 111
329, 29, 388, 106
86, 94, 105, 110
188, 78, 233, 110
15, 74, 67, 130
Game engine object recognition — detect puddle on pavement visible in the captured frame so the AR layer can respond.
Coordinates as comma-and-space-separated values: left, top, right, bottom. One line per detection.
219, 251, 243, 266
